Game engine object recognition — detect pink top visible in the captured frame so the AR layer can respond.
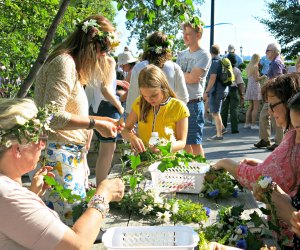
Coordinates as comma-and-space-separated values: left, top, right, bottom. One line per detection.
237, 129, 300, 196
0, 174, 68, 250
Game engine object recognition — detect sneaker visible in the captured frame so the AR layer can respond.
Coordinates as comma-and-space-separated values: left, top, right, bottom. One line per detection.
250, 125, 260, 130
267, 143, 278, 151
207, 135, 223, 141
222, 128, 228, 135
244, 124, 251, 128
254, 139, 271, 148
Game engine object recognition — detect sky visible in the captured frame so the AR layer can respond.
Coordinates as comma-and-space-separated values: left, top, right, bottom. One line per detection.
114, 0, 278, 58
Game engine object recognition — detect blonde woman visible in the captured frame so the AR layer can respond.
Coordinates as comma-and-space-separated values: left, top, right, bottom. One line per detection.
244, 54, 267, 129
122, 65, 189, 153
34, 15, 121, 225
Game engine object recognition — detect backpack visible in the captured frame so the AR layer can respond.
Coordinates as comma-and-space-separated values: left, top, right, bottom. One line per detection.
219, 58, 235, 86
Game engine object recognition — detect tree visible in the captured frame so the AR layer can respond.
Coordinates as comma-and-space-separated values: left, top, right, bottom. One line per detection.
259, 0, 300, 59
0, 0, 116, 97
118, 0, 204, 53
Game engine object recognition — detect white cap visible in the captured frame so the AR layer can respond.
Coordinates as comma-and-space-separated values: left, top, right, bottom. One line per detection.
117, 51, 138, 66
228, 44, 235, 53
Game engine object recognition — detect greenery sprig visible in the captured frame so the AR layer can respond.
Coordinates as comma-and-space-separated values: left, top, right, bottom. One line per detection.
202, 168, 242, 199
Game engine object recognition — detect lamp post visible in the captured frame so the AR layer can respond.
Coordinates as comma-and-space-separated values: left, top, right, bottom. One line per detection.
240, 46, 243, 57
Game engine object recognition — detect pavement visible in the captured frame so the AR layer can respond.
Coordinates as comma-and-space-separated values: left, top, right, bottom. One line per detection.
202, 122, 271, 163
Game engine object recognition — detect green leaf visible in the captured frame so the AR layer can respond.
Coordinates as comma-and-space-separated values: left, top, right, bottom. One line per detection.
117, 2, 123, 11
129, 176, 138, 189
126, 10, 135, 20
155, 0, 162, 6
129, 154, 141, 170
44, 176, 57, 186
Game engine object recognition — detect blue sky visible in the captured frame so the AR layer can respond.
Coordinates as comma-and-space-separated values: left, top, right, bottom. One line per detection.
114, 0, 278, 58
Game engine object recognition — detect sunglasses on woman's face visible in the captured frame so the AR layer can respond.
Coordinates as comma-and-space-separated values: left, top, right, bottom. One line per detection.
268, 101, 284, 112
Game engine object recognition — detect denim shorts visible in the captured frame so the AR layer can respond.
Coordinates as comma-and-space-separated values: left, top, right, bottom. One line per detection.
209, 92, 227, 114
186, 101, 205, 145
94, 100, 120, 142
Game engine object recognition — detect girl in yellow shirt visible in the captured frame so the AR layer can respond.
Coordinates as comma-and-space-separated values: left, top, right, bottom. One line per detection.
122, 64, 190, 153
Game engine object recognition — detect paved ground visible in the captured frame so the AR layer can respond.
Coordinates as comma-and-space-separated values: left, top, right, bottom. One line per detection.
202, 122, 271, 163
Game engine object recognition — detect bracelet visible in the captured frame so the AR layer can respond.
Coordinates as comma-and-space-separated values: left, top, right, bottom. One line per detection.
87, 118, 96, 130
87, 194, 109, 218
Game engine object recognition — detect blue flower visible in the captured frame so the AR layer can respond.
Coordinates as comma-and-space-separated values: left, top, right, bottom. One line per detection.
239, 225, 248, 235
236, 238, 247, 249
208, 189, 220, 198
232, 189, 238, 198
204, 206, 211, 216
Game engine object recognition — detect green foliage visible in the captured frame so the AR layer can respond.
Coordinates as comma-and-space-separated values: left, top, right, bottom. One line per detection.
121, 142, 207, 189
0, 0, 116, 88
202, 168, 242, 199
258, 0, 300, 59
118, 0, 205, 52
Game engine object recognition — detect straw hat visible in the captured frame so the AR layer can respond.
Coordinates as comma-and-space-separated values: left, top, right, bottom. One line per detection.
117, 51, 138, 66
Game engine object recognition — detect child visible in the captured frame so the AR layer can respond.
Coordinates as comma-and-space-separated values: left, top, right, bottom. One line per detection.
121, 64, 189, 153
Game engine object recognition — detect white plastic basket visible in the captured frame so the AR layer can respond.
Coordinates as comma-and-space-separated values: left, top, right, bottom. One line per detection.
102, 225, 199, 250
148, 162, 210, 194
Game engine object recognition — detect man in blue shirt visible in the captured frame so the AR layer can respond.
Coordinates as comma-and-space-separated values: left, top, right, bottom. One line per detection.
259, 55, 270, 76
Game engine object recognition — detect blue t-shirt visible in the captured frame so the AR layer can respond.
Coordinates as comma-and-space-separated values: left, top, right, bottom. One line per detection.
207, 56, 228, 94
259, 56, 270, 75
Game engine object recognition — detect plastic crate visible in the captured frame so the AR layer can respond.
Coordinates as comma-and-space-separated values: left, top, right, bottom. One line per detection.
148, 162, 210, 194
102, 225, 199, 250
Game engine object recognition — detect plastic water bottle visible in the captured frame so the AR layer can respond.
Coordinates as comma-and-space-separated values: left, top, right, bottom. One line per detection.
148, 132, 160, 146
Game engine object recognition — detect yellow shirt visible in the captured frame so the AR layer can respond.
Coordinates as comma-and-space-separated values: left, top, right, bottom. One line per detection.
132, 97, 190, 146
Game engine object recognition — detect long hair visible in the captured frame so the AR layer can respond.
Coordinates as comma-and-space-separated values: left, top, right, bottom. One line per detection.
142, 31, 172, 68
246, 54, 260, 76
46, 15, 115, 85
138, 64, 176, 122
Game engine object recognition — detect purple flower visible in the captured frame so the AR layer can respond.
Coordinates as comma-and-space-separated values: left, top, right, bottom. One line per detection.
204, 206, 211, 216
208, 189, 220, 198
232, 189, 238, 198
236, 238, 247, 249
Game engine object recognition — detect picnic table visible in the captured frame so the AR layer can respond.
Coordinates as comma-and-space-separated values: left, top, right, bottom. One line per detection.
91, 164, 264, 250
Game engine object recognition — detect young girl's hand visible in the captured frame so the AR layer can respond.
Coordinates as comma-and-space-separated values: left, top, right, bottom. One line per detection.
130, 136, 146, 153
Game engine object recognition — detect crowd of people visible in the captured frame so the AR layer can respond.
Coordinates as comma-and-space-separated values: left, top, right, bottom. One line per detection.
1, 13, 300, 249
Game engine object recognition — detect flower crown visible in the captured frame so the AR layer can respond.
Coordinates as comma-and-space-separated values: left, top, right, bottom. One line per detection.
143, 36, 174, 55
0, 102, 58, 149
81, 19, 120, 49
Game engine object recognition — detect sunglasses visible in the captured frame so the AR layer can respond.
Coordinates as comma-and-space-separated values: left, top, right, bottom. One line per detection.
265, 49, 273, 53
268, 101, 283, 112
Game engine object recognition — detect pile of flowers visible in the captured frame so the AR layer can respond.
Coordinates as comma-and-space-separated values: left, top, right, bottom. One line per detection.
110, 187, 209, 225
202, 168, 242, 199
202, 205, 276, 249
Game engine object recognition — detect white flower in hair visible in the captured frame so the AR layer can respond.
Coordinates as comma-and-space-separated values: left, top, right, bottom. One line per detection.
155, 46, 163, 54
5, 140, 12, 148
15, 115, 27, 125
82, 19, 98, 33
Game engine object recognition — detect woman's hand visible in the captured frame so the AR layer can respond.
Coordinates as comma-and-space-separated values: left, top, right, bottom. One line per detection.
240, 158, 261, 166
291, 211, 300, 237
94, 120, 118, 138
96, 178, 125, 203
211, 158, 239, 178
30, 166, 55, 197
252, 182, 267, 202
129, 136, 146, 154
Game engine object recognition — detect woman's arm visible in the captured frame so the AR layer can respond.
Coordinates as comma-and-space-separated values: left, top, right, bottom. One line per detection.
121, 110, 145, 153
54, 178, 124, 250
212, 158, 239, 178
254, 65, 267, 82
171, 117, 188, 152
100, 57, 124, 114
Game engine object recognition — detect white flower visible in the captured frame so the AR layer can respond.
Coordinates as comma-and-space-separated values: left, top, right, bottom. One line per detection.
246, 221, 255, 228
164, 203, 171, 210
258, 176, 272, 189
137, 201, 143, 207
235, 228, 242, 235
249, 227, 262, 234
164, 127, 174, 136
33, 119, 41, 125
139, 205, 153, 215
156, 211, 171, 223
155, 46, 163, 54
217, 223, 223, 229
15, 115, 27, 125
229, 218, 234, 223
154, 195, 164, 205
82, 19, 98, 33
171, 202, 179, 214
141, 195, 148, 201
5, 140, 12, 148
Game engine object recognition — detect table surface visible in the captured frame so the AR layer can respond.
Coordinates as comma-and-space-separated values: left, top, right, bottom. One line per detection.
92, 164, 263, 250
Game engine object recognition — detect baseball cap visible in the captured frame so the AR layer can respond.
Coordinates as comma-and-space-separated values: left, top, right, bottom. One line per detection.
228, 44, 235, 53
117, 51, 138, 66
